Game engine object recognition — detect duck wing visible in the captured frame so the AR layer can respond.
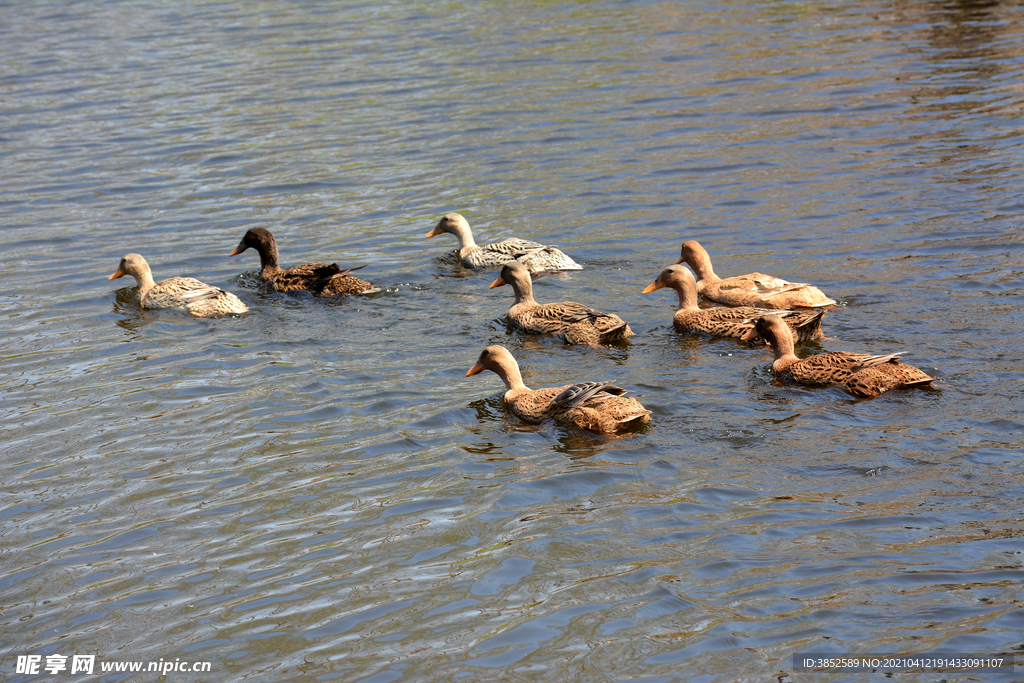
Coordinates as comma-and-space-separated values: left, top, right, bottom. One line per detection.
788, 350, 912, 388
179, 286, 226, 304
468, 239, 582, 270
329, 263, 368, 279
320, 264, 377, 296
719, 272, 807, 296
530, 302, 625, 329
845, 360, 936, 398
144, 277, 217, 308
143, 277, 247, 316
481, 238, 548, 258
272, 262, 369, 294
549, 382, 651, 434
526, 302, 630, 344
550, 381, 629, 409
710, 273, 836, 309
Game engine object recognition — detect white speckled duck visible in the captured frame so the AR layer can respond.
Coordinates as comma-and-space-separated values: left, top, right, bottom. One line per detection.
427, 212, 582, 271
109, 253, 247, 317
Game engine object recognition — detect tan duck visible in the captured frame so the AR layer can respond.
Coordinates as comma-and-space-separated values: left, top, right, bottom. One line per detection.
466, 345, 651, 435
743, 315, 936, 398
108, 253, 248, 317
490, 261, 633, 345
427, 212, 582, 271
642, 264, 825, 342
230, 227, 376, 295
676, 240, 836, 309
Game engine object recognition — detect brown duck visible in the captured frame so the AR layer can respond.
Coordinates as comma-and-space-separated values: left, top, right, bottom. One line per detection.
229, 227, 376, 295
642, 264, 825, 342
676, 240, 836, 309
489, 261, 633, 345
108, 253, 248, 317
466, 345, 651, 435
743, 315, 936, 398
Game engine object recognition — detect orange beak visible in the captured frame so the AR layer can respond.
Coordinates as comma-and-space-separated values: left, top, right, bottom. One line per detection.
488, 275, 506, 289
426, 227, 443, 238
108, 268, 125, 280
641, 280, 661, 294
229, 240, 247, 256
674, 256, 684, 265
466, 363, 484, 377
739, 328, 758, 341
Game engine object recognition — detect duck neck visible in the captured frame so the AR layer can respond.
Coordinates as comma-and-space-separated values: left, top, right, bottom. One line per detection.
133, 267, 157, 299
509, 274, 538, 306
256, 241, 283, 278
689, 251, 720, 284
452, 224, 478, 255
673, 280, 700, 312
496, 362, 528, 393
769, 331, 799, 371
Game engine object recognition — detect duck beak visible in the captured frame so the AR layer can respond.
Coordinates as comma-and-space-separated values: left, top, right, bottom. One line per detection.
466, 363, 484, 376
739, 328, 758, 341
108, 268, 125, 280
488, 275, 506, 289
641, 281, 661, 294
229, 241, 247, 256
426, 226, 443, 238
674, 256, 684, 265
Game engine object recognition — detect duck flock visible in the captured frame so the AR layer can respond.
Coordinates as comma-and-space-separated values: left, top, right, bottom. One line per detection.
109, 212, 937, 436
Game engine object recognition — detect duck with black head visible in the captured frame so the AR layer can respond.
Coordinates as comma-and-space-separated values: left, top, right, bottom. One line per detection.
230, 227, 376, 295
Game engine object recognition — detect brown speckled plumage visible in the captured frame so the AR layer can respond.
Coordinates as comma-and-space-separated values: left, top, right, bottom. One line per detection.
746, 315, 936, 398
642, 265, 824, 342
427, 212, 582, 271
676, 240, 836, 309
490, 261, 633, 345
466, 345, 650, 435
108, 253, 248, 317
230, 227, 376, 295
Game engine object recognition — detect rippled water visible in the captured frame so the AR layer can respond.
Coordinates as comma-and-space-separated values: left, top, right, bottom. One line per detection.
3, 1, 1023, 681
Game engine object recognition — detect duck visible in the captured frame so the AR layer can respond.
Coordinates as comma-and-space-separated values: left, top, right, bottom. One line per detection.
466, 345, 651, 435
743, 315, 936, 398
108, 253, 248, 317
641, 264, 825, 342
427, 212, 582, 271
229, 227, 376, 295
489, 261, 633, 345
676, 240, 836, 309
